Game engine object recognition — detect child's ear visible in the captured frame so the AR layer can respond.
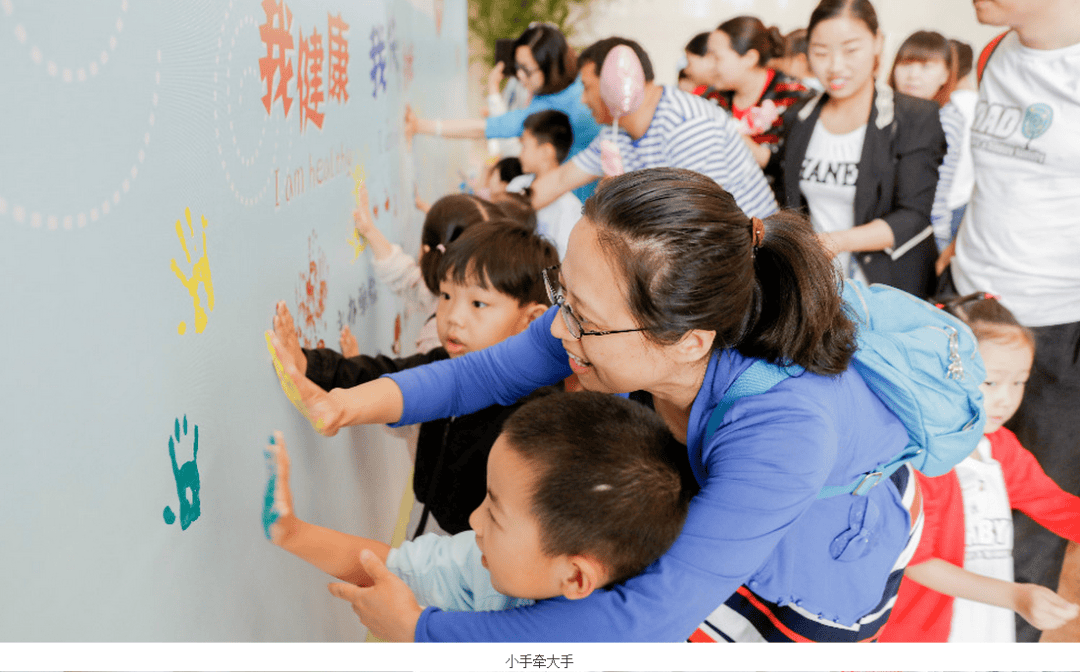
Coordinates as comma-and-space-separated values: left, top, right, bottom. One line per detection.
523, 301, 548, 324
559, 555, 608, 600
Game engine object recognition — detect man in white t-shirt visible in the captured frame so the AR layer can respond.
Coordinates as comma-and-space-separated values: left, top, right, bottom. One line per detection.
527, 37, 778, 220
946, 0, 1080, 642
506, 109, 581, 259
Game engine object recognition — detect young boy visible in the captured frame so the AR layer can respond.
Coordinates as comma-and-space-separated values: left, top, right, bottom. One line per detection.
263, 391, 691, 633
270, 222, 557, 535
506, 110, 581, 258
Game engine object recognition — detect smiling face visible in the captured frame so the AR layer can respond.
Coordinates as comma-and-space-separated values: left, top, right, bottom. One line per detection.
435, 271, 539, 357
549, 218, 693, 395
892, 58, 950, 101
807, 14, 881, 101
468, 435, 568, 599
978, 334, 1034, 435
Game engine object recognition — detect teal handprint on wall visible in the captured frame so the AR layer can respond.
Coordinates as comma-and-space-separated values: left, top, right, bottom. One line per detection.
163, 415, 201, 530
1021, 103, 1053, 149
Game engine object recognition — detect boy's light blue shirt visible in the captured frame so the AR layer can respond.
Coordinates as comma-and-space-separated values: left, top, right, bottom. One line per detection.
386, 530, 534, 612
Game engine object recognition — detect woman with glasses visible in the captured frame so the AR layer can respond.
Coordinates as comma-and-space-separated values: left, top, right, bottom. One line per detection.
405, 24, 601, 201
274, 167, 920, 642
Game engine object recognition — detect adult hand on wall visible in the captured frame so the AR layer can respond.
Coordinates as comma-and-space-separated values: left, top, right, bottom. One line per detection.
328, 549, 423, 642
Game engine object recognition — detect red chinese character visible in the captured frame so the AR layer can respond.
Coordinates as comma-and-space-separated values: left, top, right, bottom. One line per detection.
327, 12, 349, 103
259, 0, 295, 117
297, 24, 325, 131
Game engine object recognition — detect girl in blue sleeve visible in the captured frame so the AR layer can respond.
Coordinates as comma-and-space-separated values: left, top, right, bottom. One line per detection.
271, 167, 919, 642
403, 24, 600, 202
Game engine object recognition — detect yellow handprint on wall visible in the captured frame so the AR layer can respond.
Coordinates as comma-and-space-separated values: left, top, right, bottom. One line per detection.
170, 207, 215, 335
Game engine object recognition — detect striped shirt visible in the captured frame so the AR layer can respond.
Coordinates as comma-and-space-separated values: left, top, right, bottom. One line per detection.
931, 102, 965, 251
572, 86, 779, 218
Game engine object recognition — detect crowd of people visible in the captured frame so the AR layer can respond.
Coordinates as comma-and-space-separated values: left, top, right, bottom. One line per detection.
258, 0, 1080, 644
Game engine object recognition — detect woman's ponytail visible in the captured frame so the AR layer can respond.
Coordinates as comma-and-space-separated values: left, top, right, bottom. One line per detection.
585, 168, 856, 377
739, 211, 857, 374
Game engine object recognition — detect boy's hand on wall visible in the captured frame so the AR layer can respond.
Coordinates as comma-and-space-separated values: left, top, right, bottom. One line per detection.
1014, 582, 1080, 630
339, 326, 360, 358
272, 301, 307, 376
328, 549, 422, 642
404, 105, 418, 143
262, 430, 295, 545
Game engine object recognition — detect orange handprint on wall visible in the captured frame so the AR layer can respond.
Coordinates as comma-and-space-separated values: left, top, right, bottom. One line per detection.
170, 207, 215, 335
295, 230, 328, 348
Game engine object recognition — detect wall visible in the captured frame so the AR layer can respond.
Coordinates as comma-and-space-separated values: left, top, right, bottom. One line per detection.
0, 0, 468, 641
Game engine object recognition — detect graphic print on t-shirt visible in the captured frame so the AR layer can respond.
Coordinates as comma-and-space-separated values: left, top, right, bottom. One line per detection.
799, 157, 859, 186
972, 100, 1054, 164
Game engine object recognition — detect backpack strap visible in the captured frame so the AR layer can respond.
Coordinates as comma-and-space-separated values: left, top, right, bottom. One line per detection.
706, 359, 923, 499
977, 31, 1009, 84
815, 449, 922, 498
705, 360, 802, 438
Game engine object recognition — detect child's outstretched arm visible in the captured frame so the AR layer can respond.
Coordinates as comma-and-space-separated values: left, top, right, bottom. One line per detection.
264, 431, 392, 586
353, 183, 394, 262
905, 558, 1080, 631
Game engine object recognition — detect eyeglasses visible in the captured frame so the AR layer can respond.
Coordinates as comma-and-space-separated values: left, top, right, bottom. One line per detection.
542, 266, 652, 340
514, 62, 540, 77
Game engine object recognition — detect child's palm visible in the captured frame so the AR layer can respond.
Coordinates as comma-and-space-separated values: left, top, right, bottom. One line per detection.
263, 430, 294, 545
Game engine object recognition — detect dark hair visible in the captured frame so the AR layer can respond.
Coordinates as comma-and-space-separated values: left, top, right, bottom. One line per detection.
951, 38, 974, 80
502, 391, 690, 585
490, 191, 538, 231
888, 30, 958, 107
578, 37, 655, 83
514, 24, 577, 96
934, 293, 1035, 350
584, 168, 857, 375
808, 0, 879, 38
491, 156, 523, 184
523, 109, 574, 163
783, 28, 809, 57
685, 32, 711, 57
437, 221, 557, 306
716, 16, 785, 66
420, 194, 502, 295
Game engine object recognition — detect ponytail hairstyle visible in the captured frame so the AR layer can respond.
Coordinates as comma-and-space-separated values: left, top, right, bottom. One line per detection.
888, 30, 959, 107
584, 168, 856, 375
716, 16, 785, 67
419, 194, 502, 295
951, 38, 974, 81
934, 293, 1035, 351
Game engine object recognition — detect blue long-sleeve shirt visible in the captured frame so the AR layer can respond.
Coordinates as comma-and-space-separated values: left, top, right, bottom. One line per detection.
387, 307, 911, 642
484, 79, 601, 203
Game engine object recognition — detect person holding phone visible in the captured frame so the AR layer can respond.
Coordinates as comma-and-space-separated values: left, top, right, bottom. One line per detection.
405, 23, 601, 201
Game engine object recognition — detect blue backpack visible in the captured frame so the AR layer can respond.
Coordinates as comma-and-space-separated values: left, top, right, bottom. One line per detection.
705, 279, 986, 498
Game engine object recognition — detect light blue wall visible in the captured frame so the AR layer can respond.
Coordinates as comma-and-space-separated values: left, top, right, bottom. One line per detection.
0, 0, 468, 641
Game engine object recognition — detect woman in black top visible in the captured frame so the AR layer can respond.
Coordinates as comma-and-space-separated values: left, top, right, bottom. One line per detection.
778, 0, 944, 298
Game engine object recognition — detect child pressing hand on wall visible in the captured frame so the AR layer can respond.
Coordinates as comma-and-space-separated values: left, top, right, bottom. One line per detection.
340, 183, 505, 356
262, 391, 691, 641
880, 293, 1080, 642
270, 222, 559, 536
